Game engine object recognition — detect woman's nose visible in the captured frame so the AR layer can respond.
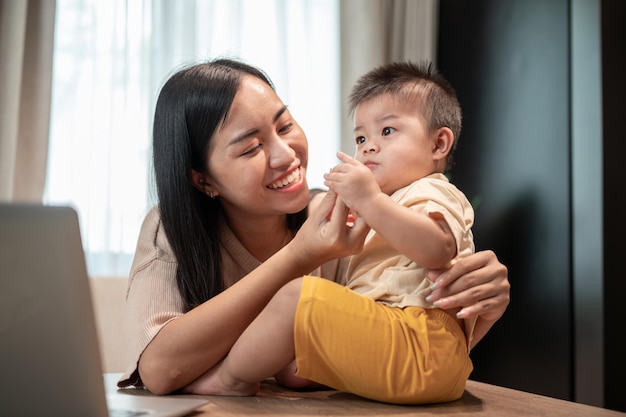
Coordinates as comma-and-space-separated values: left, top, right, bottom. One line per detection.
268, 137, 296, 168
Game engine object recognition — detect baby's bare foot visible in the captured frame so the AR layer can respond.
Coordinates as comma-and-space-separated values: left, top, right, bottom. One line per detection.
184, 361, 260, 396
215, 377, 260, 397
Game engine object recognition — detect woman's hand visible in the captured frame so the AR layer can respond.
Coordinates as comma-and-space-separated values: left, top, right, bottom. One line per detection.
291, 190, 369, 268
425, 250, 510, 348
308, 189, 327, 214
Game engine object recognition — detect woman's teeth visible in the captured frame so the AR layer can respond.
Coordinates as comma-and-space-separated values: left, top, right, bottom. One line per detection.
268, 169, 300, 189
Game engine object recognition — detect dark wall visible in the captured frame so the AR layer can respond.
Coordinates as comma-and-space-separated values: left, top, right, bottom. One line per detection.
601, 1, 626, 412
438, 0, 572, 400
438, 0, 625, 412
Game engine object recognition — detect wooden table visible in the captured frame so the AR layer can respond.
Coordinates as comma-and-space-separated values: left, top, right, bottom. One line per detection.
105, 374, 626, 416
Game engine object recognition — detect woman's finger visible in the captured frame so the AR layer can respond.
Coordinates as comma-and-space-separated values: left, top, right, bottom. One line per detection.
428, 250, 499, 290
430, 279, 509, 319
456, 291, 509, 320
425, 250, 510, 319
309, 189, 338, 223
346, 214, 370, 249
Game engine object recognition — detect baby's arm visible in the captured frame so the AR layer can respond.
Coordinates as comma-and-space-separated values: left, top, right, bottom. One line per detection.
324, 152, 456, 269
353, 189, 456, 269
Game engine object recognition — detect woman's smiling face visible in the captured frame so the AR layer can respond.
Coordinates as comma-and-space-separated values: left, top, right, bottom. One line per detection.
205, 75, 310, 220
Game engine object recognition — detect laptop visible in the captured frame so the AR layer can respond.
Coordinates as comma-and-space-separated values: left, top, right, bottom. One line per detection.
0, 204, 208, 417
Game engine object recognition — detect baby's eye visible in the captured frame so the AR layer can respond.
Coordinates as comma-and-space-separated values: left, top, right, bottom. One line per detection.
355, 136, 366, 145
381, 127, 395, 136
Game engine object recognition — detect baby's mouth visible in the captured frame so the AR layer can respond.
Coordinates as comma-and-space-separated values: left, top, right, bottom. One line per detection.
268, 168, 301, 189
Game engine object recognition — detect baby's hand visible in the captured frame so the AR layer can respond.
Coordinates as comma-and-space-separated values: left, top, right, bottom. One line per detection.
323, 152, 380, 211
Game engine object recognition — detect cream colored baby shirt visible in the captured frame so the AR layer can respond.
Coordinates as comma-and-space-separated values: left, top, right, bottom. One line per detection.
346, 173, 475, 308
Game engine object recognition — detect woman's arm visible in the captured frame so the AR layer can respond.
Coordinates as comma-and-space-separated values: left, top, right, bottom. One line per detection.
425, 250, 510, 349
138, 192, 369, 395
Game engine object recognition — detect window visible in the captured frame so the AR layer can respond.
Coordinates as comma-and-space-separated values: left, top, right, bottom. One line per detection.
45, 0, 340, 276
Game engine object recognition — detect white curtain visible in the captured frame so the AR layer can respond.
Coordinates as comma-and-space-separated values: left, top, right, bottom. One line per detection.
339, 0, 438, 152
44, 0, 438, 277
0, 0, 56, 202
45, 0, 340, 276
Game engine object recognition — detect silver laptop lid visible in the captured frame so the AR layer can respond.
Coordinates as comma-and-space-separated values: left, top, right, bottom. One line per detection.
1, 204, 209, 417
0, 204, 109, 416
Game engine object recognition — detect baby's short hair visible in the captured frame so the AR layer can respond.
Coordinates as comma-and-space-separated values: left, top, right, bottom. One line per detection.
349, 61, 462, 169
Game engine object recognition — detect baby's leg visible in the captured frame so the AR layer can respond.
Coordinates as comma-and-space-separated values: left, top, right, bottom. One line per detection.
184, 279, 302, 396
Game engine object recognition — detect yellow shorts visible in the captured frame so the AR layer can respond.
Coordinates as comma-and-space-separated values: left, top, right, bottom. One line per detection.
294, 276, 473, 404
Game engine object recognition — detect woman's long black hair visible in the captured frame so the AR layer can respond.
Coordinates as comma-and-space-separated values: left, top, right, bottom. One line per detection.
152, 59, 307, 311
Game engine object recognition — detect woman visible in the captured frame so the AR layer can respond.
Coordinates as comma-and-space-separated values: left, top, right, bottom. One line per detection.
118, 58, 510, 396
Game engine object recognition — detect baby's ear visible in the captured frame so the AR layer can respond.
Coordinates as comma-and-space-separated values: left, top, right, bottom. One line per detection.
432, 127, 455, 161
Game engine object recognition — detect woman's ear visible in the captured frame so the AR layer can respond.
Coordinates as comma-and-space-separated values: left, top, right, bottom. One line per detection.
191, 169, 218, 198
432, 127, 455, 161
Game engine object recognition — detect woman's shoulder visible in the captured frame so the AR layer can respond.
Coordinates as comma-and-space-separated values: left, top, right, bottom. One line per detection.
133, 206, 177, 266
139, 206, 161, 231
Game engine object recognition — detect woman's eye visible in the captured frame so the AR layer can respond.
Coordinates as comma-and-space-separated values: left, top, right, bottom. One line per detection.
355, 136, 366, 145
241, 144, 262, 156
278, 122, 293, 134
382, 127, 395, 136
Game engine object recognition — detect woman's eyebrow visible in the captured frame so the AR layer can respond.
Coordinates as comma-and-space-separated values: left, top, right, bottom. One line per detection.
228, 106, 289, 146
228, 129, 258, 146
274, 105, 288, 123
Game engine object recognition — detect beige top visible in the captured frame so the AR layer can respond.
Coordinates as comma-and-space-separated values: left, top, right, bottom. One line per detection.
118, 207, 348, 387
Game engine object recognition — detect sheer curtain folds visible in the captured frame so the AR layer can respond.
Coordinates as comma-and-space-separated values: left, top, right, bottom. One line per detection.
43, 0, 438, 277
45, 0, 340, 277
339, 0, 438, 153
0, 0, 56, 202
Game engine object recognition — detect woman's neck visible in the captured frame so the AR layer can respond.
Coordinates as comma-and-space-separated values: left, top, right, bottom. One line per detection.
224, 213, 293, 262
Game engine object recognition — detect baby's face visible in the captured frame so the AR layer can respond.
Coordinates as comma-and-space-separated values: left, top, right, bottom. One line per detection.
352, 94, 439, 194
